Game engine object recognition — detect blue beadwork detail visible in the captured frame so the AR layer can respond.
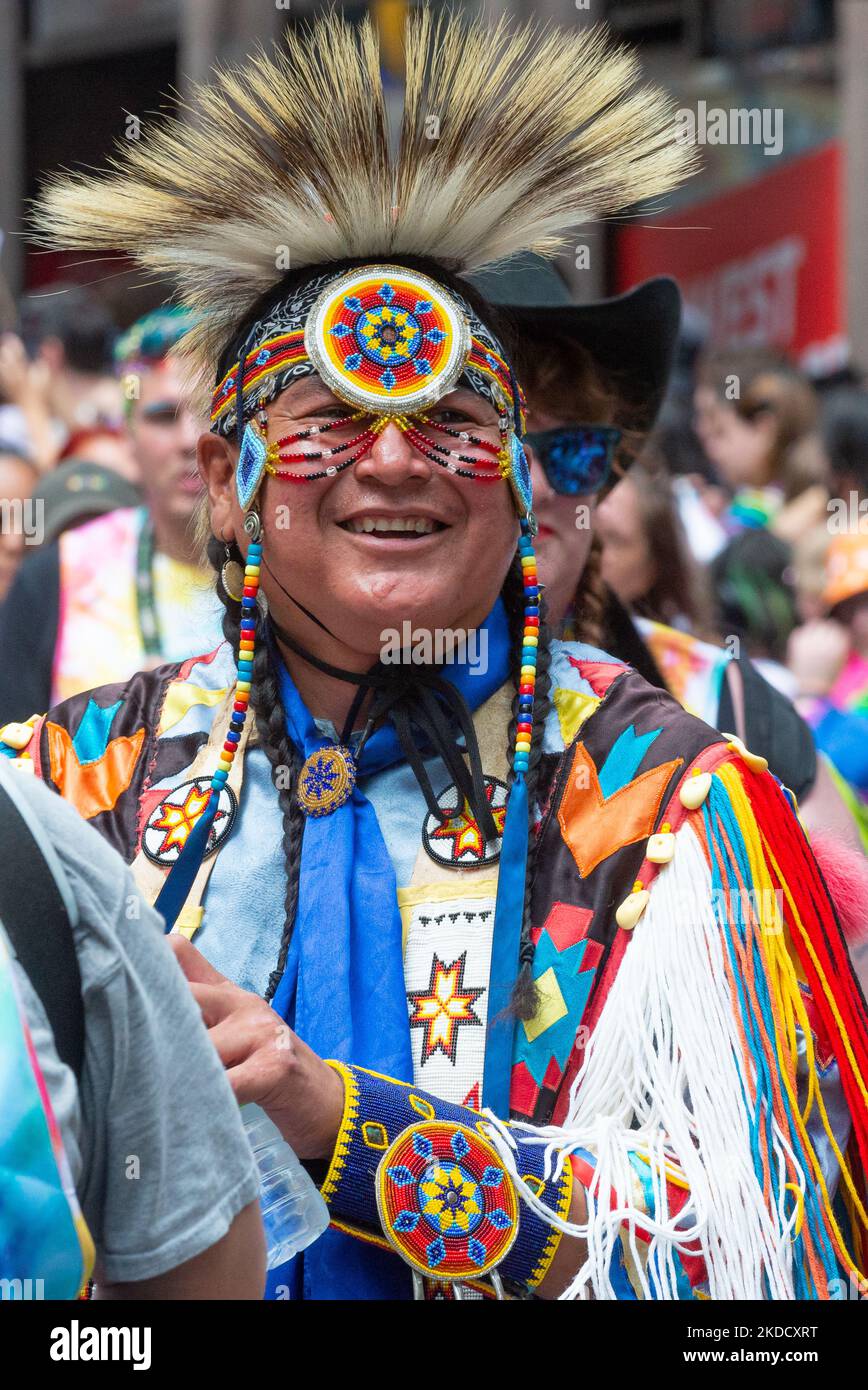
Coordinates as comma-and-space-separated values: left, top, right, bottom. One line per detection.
468, 1238, 488, 1267
481, 1165, 504, 1187
393, 1210, 420, 1233
379, 369, 397, 390
508, 432, 533, 514
329, 322, 352, 338
489, 1208, 514, 1230
236, 419, 269, 511
386, 1165, 415, 1186
426, 1236, 447, 1268
412, 1132, 433, 1159
378, 283, 396, 303
450, 1131, 470, 1161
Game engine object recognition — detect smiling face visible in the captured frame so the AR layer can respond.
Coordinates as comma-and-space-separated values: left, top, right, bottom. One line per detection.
199, 372, 519, 665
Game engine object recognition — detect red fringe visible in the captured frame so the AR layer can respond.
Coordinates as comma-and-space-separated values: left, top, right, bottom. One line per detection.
741, 766, 868, 1192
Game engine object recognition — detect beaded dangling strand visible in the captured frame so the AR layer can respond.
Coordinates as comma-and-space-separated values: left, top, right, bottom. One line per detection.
513, 519, 539, 775
481, 516, 539, 1117
154, 524, 263, 933
210, 529, 262, 800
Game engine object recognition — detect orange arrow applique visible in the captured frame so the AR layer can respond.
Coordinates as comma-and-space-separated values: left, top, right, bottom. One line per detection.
558, 741, 682, 878
46, 721, 146, 820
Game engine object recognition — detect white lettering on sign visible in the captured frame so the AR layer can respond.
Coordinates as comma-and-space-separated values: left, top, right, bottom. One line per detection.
683, 236, 805, 352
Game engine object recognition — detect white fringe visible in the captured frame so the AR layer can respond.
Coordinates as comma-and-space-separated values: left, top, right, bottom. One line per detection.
486, 825, 806, 1299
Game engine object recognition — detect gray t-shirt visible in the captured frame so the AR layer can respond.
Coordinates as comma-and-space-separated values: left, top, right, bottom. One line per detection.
1, 764, 259, 1285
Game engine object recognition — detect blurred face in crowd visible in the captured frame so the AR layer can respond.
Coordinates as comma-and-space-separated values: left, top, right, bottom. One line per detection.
0, 452, 36, 601
595, 475, 656, 607
199, 372, 518, 663
694, 385, 775, 491
523, 403, 597, 628
129, 359, 204, 539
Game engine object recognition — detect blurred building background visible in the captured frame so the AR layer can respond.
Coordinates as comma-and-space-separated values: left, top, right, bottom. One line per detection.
1, 0, 864, 369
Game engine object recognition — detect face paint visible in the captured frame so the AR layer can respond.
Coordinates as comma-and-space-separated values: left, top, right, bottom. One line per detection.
214, 265, 533, 529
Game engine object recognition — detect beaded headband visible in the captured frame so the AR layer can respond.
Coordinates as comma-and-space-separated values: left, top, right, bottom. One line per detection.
221, 264, 533, 527
210, 267, 525, 440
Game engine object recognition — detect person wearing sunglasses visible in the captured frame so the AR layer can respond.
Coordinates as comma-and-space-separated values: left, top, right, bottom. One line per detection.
474, 259, 864, 847
0, 307, 225, 727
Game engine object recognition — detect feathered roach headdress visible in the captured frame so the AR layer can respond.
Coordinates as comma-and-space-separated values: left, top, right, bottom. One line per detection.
33, 9, 694, 1115
34, 9, 692, 405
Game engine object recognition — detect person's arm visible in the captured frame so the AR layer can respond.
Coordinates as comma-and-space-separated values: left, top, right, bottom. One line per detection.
496, 755, 864, 1300
0, 333, 59, 472
12, 774, 266, 1295
0, 542, 59, 725
95, 1200, 265, 1300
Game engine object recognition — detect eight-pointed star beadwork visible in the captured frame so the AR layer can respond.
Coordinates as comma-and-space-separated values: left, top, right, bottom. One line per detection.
427, 780, 507, 864
150, 783, 226, 856
420, 1164, 482, 1235
407, 952, 485, 1065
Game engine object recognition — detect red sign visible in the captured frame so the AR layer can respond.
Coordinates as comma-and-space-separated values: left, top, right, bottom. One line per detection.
614, 141, 845, 373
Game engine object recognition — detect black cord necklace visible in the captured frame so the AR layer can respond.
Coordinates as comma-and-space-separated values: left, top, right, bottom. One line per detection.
267, 613, 499, 841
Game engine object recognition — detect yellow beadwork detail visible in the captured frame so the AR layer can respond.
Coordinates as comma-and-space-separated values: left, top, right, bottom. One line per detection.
320, 1060, 360, 1207
408, 1094, 436, 1120
362, 1121, 389, 1150
529, 1154, 574, 1288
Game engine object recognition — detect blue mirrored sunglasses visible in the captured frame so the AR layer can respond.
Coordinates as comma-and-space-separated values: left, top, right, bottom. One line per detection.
523, 424, 622, 496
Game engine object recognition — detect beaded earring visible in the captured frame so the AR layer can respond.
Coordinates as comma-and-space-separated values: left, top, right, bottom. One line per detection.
221, 544, 245, 603
236, 403, 273, 512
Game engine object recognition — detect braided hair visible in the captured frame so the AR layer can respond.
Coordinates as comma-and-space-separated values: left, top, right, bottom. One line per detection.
208, 532, 304, 1003
569, 533, 607, 648
502, 555, 553, 1020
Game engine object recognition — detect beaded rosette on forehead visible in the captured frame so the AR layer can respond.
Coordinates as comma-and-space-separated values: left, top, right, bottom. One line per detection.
210, 265, 524, 439
214, 263, 533, 526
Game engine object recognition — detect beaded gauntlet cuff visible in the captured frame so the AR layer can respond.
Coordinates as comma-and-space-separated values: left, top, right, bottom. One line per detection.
321, 1062, 572, 1295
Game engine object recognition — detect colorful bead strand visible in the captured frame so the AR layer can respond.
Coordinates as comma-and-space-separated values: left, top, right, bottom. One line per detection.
209, 537, 262, 803
513, 519, 538, 775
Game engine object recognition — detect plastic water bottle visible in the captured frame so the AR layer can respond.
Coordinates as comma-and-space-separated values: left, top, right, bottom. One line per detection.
241, 1103, 330, 1269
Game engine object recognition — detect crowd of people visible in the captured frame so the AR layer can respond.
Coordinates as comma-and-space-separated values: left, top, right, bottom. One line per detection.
6, 276, 868, 891
2, 10, 867, 1307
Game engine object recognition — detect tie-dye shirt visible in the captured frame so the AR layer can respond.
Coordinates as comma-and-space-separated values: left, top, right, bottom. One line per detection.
52, 507, 224, 706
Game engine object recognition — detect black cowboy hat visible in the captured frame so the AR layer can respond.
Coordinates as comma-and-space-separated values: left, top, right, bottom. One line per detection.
468, 254, 681, 435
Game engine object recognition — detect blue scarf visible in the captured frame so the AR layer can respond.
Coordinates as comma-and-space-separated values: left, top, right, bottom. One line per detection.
268, 600, 513, 1300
